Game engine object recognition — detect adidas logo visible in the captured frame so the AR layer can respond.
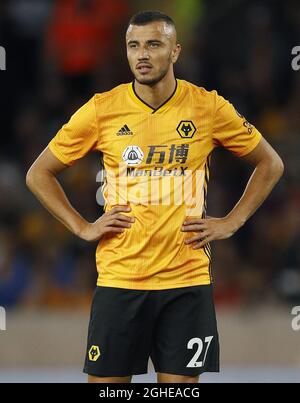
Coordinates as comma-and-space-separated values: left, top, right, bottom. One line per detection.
116, 125, 133, 136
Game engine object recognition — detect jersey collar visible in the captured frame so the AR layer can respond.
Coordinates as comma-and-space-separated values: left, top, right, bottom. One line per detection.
128, 79, 182, 114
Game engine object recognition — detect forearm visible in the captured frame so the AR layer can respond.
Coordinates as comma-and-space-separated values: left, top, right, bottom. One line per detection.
225, 159, 284, 230
26, 169, 87, 237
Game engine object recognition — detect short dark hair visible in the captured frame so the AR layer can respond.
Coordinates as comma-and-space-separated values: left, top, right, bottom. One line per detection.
128, 10, 175, 28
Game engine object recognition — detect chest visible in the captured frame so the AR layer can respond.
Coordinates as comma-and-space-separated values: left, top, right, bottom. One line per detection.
98, 108, 213, 169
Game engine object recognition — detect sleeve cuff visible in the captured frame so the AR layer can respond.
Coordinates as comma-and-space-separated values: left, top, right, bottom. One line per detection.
235, 131, 262, 157
48, 141, 73, 166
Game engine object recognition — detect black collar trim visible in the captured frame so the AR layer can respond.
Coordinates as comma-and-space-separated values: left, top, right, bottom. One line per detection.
132, 79, 178, 114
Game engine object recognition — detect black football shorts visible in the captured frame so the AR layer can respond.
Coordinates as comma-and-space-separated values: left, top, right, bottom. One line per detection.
83, 284, 220, 377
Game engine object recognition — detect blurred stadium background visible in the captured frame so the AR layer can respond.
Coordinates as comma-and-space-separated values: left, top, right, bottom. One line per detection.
0, 0, 299, 383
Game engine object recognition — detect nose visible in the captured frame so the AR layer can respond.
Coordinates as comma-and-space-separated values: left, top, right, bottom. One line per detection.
137, 47, 150, 60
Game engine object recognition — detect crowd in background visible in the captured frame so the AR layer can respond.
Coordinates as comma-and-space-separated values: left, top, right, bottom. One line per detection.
0, 0, 299, 311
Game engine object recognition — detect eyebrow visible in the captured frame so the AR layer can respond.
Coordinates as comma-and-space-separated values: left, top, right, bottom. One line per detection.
127, 39, 164, 45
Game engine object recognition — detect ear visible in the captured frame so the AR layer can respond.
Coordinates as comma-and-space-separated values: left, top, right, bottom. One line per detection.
172, 44, 181, 64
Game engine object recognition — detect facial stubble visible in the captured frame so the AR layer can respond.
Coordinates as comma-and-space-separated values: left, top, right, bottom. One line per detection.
133, 52, 173, 86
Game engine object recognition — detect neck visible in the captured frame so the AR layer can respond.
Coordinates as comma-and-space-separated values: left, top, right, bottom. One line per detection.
133, 70, 177, 110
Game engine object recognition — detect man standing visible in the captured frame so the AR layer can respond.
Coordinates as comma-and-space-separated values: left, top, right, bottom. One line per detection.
26, 11, 284, 383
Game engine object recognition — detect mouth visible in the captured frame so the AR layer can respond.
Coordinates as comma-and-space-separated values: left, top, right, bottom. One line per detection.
136, 64, 153, 74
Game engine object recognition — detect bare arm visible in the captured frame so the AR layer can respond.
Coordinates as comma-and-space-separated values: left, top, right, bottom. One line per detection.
26, 147, 134, 241
181, 137, 284, 249
223, 137, 284, 227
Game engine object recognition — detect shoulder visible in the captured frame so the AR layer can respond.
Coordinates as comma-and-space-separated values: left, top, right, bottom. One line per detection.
94, 83, 130, 104
178, 80, 224, 115
179, 79, 219, 102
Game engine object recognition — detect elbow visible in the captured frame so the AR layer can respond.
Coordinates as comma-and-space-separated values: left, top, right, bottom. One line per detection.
26, 166, 37, 192
270, 155, 284, 181
259, 154, 284, 183
275, 156, 284, 179
25, 169, 33, 191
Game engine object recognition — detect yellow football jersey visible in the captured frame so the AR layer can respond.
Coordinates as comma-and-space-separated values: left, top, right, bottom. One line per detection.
48, 79, 262, 290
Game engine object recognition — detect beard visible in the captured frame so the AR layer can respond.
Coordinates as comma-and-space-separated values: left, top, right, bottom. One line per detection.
134, 63, 170, 86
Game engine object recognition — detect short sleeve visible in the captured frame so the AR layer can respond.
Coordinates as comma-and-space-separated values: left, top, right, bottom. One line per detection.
212, 92, 262, 157
48, 96, 99, 166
